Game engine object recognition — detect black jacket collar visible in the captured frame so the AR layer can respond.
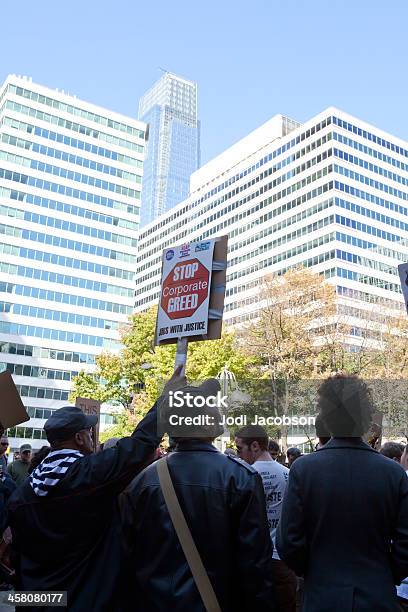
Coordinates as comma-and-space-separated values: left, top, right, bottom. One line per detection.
174, 440, 219, 453
318, 437, 376, 452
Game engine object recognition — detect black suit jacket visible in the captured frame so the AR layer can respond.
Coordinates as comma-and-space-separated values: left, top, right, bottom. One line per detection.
277, 438, 408, 612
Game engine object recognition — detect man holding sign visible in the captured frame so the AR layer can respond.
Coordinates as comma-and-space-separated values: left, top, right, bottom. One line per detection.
8, 367, 186, 612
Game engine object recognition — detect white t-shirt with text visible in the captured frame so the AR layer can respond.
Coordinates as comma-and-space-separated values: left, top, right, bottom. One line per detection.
252, 459, 289, 560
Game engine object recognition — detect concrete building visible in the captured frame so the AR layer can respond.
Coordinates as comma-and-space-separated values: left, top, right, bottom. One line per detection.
0, 75, 146, 449
138, 71, 200, 227
135, 108, 407, 327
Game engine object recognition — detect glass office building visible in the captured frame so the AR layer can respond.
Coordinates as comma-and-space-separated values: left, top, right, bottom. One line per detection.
0, 75, 146, 449
135, 109, 407, 341
138, 71, 200, 226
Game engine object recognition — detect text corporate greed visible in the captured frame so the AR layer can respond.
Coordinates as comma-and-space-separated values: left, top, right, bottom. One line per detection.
163, 262, 208, 314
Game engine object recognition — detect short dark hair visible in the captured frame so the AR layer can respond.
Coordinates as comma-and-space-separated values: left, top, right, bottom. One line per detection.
268, 439, 280, 453
235, 425, 269, 451
379, 442, 404, 461
317, 374, 373, 437
287, 447, 302, 459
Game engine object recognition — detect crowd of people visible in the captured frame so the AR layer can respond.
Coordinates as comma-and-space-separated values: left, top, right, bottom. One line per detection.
0, 369, 407, 611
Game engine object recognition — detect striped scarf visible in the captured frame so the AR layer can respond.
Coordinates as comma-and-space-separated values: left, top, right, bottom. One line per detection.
30, 449, 84, 497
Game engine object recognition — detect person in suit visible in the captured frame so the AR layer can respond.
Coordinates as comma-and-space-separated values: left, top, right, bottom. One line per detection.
277, 374, 408, 612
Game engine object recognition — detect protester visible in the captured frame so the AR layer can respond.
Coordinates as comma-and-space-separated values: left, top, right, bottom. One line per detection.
8, 366, 186, 612
236, 424, 296, 612
0, 437, 9, 473
268, 439, 280, 461
286, 447, 302, 468
277, 374, 408, 611
120, 380, 277, 612
380, 442, 405, 463
7, 444, 31, 486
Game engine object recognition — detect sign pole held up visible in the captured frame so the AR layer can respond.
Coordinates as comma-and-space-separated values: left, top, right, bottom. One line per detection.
175, 337, 188, 375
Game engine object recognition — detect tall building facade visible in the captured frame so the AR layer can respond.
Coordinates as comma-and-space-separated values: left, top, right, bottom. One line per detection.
0, 75, 146, 449
135, 108, 407, 344
138, 71, 200, 227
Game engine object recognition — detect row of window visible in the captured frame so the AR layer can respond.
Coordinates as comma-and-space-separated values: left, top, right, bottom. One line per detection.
0, 361, 78, 381
0, 255, 134, 295
6, 426, 47, 440
335, 197, 408, 237
336, 250, 397, 277
15, 385, 69, 401
1, 187, 139, 231
1, 118, 143, 167
0, 150, 140, 199
0, 342, 96, 364
0, 320, 117, 348
229, 198, 333, 257
229, 217, 333, 268
10, 84, 145, 139
0, 167, 140, 215
337, 268, 401, 293
139, 115, 334, 242
336, 231, 407, 263
335, 181, 407, 220
23, 226, 136, 263
4, 100, 144, 153
0, 282, 132, 315
0, 301, 120, 330
332, 116, 408, 159
333, 132, 408, 173
2, 133, 141, 183
0, 202, 137, 248
334, 148, 408, 188
335, 214, 407, 247
334, 165, 407, 202
337, 286, 404, 310
13, 244, 133, 281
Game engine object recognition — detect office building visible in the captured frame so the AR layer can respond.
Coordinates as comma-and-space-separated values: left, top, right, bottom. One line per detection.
0, 74, 146, 449
138, 71, 200, 226
135, 108, 407, 344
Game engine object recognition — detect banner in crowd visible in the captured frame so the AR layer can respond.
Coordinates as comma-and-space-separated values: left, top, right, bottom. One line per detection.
75, 397, 101, 451
155, 239, 216, 344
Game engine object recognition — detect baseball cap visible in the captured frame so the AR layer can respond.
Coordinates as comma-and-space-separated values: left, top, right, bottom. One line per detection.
160, 378, 225, 439
20, 443, 32, 453
44, 406, 98, 444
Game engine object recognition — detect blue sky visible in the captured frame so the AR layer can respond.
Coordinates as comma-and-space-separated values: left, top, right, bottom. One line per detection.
1, 0, 407, 164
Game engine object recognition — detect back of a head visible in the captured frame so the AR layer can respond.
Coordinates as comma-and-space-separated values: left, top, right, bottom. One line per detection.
287, 447, 302, 459
317, 374, 374, 438
268, 439, 280, 453
379, 442, 404, 462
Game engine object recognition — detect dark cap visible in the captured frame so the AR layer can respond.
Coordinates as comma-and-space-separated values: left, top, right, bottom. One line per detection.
44, 406, 97, 443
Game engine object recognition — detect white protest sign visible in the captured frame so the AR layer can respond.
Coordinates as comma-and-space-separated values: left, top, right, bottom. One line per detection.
155, 239, 215, 344
398, 263, 408, 314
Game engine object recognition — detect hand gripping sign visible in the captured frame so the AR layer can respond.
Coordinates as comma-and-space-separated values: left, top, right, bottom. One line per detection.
155, 237, 228, 365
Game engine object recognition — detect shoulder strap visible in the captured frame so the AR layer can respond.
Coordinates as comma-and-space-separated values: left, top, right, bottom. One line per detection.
156, 458, 221, 612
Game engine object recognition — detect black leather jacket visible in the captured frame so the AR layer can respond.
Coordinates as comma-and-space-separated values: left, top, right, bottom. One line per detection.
8, 402, 161, 612
120, 440, 277, 612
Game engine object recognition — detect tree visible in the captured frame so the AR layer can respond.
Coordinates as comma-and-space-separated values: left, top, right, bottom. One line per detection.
71, 306, 255, 439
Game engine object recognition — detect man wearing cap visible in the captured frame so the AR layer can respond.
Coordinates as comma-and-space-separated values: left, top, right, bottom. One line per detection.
8, 367, 185, 612
7, 444, 31, 486
120, 379, 277, 611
